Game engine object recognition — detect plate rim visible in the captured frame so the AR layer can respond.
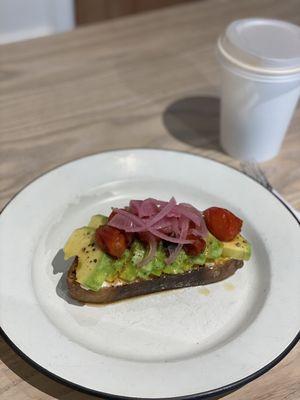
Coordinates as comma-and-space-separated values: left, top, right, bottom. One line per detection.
0, 147, 299, 400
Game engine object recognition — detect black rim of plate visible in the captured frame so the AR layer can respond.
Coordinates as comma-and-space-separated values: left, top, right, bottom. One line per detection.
0, 148, 299, 400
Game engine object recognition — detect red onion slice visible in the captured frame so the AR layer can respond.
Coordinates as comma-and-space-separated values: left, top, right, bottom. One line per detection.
179, 202, 202, 214
152, 218, 172, 230
116, 209, 145, 226
178, 204, 208, 237
130, 199, 159, 218
140, 198, 159, 218
189, 228, 204, 237
145, 197, 177, 228
148, 227, 193, 244
146, 198, 169, 207
108, 209, 146, 232
176, 204, 202, 226
165, 217, 189, 264
165, 244, 182, 265
108, 213, 136, 230
129, 200, 142, 216
137, 234, 157, 267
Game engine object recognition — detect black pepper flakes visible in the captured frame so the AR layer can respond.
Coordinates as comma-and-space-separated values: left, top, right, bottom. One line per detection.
93, 259, 97, 263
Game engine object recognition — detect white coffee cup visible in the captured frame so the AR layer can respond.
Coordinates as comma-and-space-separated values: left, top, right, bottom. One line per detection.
217, 19, 300, 162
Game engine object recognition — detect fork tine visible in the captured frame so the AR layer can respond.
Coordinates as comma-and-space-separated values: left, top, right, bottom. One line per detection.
240, 161, 273, 191
251, 162, 272, 190
255, 164, 271, 188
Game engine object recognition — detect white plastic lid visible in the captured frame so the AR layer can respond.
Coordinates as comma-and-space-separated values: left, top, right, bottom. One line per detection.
218, 18, 300, 76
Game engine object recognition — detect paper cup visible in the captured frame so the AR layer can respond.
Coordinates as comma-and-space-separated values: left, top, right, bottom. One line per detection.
217, 19, 300, 162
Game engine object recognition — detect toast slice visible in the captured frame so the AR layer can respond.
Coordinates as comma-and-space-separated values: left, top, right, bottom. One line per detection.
67, 257, 243, 304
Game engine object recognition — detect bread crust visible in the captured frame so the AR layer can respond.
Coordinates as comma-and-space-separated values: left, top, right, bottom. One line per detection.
67, 257, 244, 304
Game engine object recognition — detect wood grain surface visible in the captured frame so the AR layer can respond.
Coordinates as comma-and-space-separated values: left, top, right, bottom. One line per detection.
0, 0, 299, 399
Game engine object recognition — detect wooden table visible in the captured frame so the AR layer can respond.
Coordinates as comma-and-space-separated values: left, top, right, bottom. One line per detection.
0, 0, 299, 399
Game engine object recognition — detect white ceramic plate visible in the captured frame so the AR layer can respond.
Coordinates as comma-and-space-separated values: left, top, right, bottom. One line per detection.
0, 149, 299, 399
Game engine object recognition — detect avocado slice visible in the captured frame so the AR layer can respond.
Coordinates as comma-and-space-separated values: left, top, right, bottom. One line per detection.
88, 214, 108, 229
78, 245, 126, 290
138, 245, 166, 279
120, 261, 138, 282
78, 248, 131, 290
205, 234, 223, 259
120, 241, 169, 281
163, 250, 187, 275
63, 227, 95, 260
63, 225, 117, 290
191, 252, 206, 266
82, 253, 115, 291
131, 240, 146, 265
221, 234, 251, 260
105, 250, 130, 283
121, 241, 146, 281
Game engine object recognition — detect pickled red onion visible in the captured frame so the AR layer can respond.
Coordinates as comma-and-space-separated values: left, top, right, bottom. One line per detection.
108, 197, 208, 245
148, 227, 193, 244
145, 197, 177, 228
165, 217, 189, 264
137, 233, 157, 267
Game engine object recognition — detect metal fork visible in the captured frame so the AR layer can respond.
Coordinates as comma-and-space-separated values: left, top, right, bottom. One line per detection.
240, 161, 273, 192
240, 161, 300, 221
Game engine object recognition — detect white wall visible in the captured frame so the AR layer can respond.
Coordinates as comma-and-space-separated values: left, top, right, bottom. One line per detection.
0, 0, 74, 44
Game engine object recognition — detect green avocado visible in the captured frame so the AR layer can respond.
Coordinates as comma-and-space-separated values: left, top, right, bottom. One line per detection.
119, 240, 143, 281
63, 227, 95, 260
137, 243, 166, 279
120, 261, 138, 282
120, 240, 163, 281
82, 253, 114, 290
221, 234, 251, 260
79, 249, 131, 290
163, 250, 186, 275
63, 226, 116, 290
205, 234, 223, 260
79, 256, 105, 290
163, 250, 206, 275
88, 214, 108, 229
106, 250, 130, 282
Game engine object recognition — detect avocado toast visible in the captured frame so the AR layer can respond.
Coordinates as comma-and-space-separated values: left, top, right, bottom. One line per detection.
63, 199, 251, 304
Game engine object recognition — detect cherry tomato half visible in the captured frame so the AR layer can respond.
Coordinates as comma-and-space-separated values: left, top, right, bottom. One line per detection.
203, 207, 242, 241
108, 209, 134, 246
183, 233, 206, 256
124, 232, 134, 247
95, 225, 127, 258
